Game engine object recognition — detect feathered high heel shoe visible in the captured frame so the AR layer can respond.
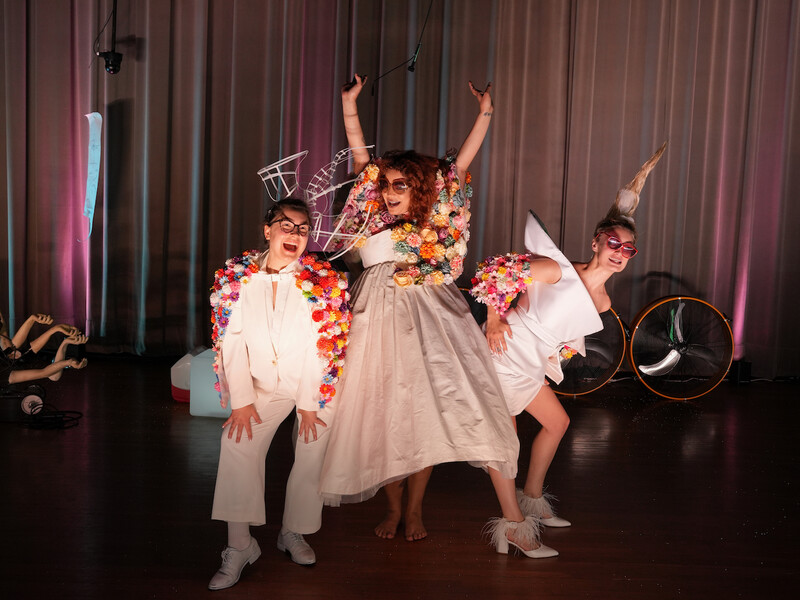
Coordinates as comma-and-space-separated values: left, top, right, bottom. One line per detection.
484, 516, 559, 559
516, 489, 572, 527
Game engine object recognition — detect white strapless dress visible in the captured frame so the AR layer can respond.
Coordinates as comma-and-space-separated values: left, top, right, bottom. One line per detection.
489, 212, 604, 415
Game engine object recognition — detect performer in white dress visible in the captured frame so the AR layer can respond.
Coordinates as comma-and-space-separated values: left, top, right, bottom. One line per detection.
319, 75, 557, 559
474, 212, 602, 542
207, 199, 351, 590
473, 143, 666, 550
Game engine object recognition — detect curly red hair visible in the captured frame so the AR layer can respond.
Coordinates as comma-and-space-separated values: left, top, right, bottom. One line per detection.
376, 150, 448, 224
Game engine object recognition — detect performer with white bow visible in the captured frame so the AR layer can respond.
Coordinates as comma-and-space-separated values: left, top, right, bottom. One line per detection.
471, 143, 667, 556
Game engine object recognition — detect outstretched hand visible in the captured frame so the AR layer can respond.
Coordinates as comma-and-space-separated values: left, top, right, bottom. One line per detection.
32, 314, 54, 325
51, 323, 81, 337
342, 73, 367, 102
469, 81, 493, 114
66, 357, 88, 370
65, 333, 89, 345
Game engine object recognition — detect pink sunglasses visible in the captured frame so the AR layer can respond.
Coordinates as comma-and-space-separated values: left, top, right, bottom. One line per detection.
596, 233, 638, 258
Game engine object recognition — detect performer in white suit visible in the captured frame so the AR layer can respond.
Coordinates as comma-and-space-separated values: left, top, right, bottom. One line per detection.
207, 199, 350, 590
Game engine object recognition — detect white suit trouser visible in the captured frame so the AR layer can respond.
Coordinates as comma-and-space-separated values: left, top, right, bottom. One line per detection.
211, 396, 335, 534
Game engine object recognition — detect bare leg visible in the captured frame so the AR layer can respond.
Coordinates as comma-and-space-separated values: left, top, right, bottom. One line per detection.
488, 468, 524, 521
488, 467, 540, 551
522, 385, 569, 513
404, 466, 433, 541
374, 480, 404, 539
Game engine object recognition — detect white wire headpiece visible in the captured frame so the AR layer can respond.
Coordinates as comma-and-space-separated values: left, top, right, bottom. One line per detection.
258, 146, 375, 259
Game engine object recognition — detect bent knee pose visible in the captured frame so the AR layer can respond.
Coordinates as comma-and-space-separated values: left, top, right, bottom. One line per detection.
473, 143, 666, 554
208, 199, 350, 590
320, 75, 544, 554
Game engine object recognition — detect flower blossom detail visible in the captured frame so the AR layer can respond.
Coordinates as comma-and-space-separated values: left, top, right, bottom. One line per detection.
295, 254, 352, 408
469, 252, 535, 316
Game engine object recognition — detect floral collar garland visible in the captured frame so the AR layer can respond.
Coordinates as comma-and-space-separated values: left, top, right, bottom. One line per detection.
295, 254, 351, 408
469, 252, 535, 317
391, 161, 472, 286
209, 251, 351, 409
333, 159, 472, 287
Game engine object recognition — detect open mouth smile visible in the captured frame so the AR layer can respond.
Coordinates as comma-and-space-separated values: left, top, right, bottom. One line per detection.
283, 242, 298, 253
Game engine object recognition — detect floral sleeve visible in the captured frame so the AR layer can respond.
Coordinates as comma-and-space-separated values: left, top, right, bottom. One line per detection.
331, 162, 395, 252
469, 253, 535, 316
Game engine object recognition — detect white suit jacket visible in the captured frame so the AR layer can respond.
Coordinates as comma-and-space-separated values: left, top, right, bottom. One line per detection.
219, 252, 325, 412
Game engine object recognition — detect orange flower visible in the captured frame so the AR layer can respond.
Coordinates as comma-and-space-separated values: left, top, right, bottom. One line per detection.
317, 338, 335, 353
419, 243, 436, 259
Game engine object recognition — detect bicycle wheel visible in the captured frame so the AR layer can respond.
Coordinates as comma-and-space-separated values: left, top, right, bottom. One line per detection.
554, 308, 627, 396
628, 296, 734, 400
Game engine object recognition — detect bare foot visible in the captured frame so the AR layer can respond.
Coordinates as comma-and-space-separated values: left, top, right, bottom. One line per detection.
374, 512, 401, 539
404, 511, 427, 541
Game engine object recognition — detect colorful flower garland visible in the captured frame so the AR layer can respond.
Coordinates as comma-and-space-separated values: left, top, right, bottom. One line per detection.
210, 250, 262, 374
209, 251, 351, 409
391, 163, 472, 287
295, 254, 351, 408
333, 159, 473, 287
469, 252, 535, 317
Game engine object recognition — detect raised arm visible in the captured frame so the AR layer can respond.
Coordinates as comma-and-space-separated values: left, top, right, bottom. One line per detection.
29, 323, 80, 354
10, 314, 54, 349
454, 81, 494, 181
342, 74, 371, 175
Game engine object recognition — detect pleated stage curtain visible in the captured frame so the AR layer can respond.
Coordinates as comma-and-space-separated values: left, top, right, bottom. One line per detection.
1, 0, 798, 377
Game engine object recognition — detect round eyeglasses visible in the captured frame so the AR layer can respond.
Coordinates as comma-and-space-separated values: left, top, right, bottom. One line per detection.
270, 218, 311, 237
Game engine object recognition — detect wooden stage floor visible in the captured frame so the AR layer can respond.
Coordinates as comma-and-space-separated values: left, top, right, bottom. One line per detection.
0, 355, 796, 599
